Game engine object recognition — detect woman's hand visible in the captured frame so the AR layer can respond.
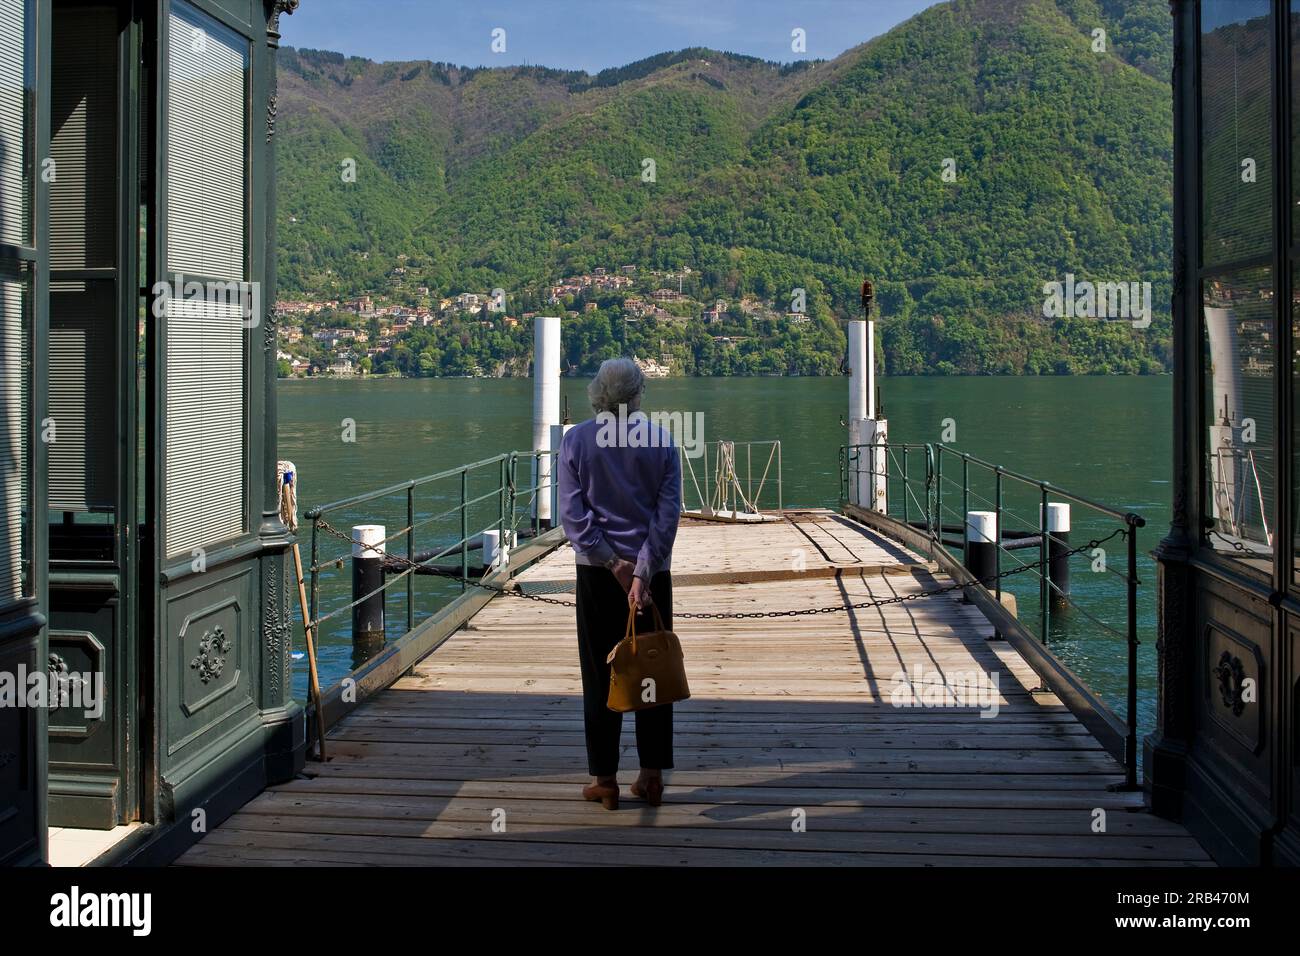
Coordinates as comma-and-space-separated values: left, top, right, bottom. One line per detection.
629, 576, 652, 609
609, 559, 635, 593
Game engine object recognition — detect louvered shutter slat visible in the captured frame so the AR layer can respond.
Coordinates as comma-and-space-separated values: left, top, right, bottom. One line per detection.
0, 270, 27, 599
0, 0, 28, 247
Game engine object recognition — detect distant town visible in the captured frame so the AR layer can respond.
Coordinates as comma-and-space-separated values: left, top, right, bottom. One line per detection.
274, 263, 825, 380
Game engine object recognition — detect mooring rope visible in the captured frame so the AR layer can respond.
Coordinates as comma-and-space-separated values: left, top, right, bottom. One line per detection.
309, 516, 1125, 623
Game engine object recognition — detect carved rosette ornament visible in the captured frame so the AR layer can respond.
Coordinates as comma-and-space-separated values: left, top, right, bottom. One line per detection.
1214, 651, 1248, 717
190, 626, 233, 684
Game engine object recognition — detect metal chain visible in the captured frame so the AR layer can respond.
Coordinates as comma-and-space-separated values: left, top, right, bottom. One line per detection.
313, 517, 1125, 621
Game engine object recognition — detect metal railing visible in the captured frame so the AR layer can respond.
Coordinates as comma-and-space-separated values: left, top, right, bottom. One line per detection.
302, 448, 559, 681
680, 439, 782, 518
841, 441, 1145, 789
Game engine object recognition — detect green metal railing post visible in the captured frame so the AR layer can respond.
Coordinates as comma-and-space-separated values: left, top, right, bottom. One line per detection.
508, 453, 518, 534
1125, 520, 1139, 789
1040, 484, 1050, 645
460, 469, 469, 593
406, 486, 415, 633
994, 466, 1003, 610
935, 446, 944, 540
777, 440, 783, 512
961, 454, 970, 566
902, 446, 909, 525
498, 456, 507, 570
926, 444, 936, 537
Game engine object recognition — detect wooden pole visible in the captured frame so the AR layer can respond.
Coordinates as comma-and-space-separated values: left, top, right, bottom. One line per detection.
292, 542, 327, 761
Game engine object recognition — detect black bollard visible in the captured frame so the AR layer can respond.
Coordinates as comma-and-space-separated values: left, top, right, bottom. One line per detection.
1045, 502, 1071, 607
964, 511, 997, 589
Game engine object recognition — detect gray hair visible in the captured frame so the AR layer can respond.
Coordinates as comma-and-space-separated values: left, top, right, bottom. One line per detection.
588, 357, 645, 413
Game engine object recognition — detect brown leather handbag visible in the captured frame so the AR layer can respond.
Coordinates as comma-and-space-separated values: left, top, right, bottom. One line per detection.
606, 603, 690, 713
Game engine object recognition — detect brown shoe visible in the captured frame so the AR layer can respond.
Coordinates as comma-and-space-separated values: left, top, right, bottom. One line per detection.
582, 780, 619, 810
630, 777, 664, 807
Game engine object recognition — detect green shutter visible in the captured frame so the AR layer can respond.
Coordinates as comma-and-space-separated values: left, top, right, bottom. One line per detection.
163, 3, 249, 557
165, 4, 246, 281
164, 295, 244, 556
49, 281, 116, 512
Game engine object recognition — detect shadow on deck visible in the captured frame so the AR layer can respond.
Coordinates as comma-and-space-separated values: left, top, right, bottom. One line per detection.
177, 511, 1210, 867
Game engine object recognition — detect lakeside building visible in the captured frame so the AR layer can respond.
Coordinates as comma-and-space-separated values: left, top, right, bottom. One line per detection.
0, 0, 305, 866
1149, 0, 1300, 865
634, 356, 671, 378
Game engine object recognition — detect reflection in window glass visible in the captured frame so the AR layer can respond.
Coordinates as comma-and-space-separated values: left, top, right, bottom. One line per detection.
1293, 277, 1300, 583
1204, 270, 1274, 570
1293, 1, 1300, 246
1201, 0, 1273, 269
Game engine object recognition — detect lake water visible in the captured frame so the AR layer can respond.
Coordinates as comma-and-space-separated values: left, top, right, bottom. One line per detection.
279, 375, 1171, 739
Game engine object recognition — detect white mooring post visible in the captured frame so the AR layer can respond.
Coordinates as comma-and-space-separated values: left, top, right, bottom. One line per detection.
848, 319, 887, 512
1044, 501, 1071, 605
532, 316, 561, 527
964, 511, 997, 586
351, 524, 386, 664
481, 529, 502, 570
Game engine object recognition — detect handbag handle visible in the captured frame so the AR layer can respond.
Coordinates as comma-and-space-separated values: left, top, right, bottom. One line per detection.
623, 602, 667, 655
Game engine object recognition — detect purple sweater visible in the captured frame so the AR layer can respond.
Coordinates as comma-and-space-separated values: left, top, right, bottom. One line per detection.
557, 413, 681, 581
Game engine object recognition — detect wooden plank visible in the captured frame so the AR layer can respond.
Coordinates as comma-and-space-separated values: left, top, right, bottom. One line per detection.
272, 775, 1149, 810
183, 828, 1211, 867
204, 814, 1210, 862
238, 791, 1194, 838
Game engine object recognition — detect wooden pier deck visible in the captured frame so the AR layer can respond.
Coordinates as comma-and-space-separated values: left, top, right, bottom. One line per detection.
179, 511, 1210, 867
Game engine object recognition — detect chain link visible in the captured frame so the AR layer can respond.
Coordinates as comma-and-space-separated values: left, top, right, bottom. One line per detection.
312, 517, 1125, 622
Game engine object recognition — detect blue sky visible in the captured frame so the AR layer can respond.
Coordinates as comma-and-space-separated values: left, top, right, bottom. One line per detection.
280, 0, 942, 73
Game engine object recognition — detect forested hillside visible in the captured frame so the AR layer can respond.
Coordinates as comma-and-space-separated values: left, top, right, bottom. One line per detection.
276, 0, 1173, 375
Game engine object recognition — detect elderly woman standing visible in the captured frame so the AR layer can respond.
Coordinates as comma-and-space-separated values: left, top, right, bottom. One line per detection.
557, 358, 681, 810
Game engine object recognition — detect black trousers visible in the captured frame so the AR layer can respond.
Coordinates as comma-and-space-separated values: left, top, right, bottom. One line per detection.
574, 565, 674, 777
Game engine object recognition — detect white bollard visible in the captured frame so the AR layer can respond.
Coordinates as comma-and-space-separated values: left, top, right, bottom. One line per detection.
351, 524, 386, 661
532, 316, 561, 525
1043, 502, 1071, 605
481, 529, 502, 570
965, 511, 997, 586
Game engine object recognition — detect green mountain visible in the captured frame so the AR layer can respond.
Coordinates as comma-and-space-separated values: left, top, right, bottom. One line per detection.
275, 0, 1173, 375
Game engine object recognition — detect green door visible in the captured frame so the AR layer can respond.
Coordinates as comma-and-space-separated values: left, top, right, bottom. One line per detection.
45, 1, 140, 830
